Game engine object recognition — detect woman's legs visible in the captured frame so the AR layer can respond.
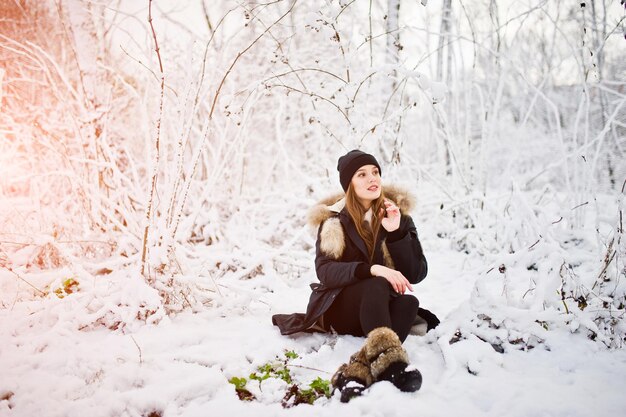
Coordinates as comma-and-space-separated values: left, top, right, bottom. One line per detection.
389, 293, 419, 342
325, 277, 419, 342
324, 278, 379, 337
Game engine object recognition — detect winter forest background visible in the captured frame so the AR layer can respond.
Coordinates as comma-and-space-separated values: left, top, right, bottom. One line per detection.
1, 0, 625, 416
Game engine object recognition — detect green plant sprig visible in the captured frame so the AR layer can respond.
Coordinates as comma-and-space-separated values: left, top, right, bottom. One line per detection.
228, 350, 332, 407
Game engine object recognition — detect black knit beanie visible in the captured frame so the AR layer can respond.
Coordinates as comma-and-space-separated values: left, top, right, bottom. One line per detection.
337, 149, 382, 192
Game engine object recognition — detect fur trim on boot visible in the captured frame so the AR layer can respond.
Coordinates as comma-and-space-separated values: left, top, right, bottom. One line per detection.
364, 327, 422, 393
364, 327, 410, 379
331, 348, 374, 403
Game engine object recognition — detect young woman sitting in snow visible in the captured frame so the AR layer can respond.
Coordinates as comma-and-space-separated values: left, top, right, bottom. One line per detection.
272, 149, 439, 402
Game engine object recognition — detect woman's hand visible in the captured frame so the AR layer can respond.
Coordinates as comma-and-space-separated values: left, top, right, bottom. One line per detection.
379, 199, 400, 232
370, 264, 413, 294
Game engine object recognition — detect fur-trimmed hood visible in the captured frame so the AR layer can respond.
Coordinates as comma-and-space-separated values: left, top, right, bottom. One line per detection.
307, 184, 416, 228
307, 185, 416, 261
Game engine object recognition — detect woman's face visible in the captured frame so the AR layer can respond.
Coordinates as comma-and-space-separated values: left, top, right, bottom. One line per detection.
351, 164, 381, 208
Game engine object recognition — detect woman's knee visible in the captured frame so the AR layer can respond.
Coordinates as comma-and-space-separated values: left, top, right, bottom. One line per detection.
364, 276, 393, 294
395, 294, 419, 312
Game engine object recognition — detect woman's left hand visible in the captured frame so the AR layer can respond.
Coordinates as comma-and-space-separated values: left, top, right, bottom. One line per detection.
380, 199, 401, 232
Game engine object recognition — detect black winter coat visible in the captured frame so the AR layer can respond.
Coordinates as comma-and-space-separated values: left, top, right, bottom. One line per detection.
272, 186, 428, 335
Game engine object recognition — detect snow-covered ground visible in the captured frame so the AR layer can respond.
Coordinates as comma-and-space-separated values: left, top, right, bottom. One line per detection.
2, 217, 625, 417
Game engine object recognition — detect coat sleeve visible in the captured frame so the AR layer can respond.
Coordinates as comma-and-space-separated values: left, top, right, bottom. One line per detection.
314, 221, 365, 289
385, 215, 428, 284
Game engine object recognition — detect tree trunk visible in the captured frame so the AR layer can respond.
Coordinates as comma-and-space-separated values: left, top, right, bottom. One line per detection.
379, 0, 402, 163
386, 0, 401, 89
437, 0, 452, 83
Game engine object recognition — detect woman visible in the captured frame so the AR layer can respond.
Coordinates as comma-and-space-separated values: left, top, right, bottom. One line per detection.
272, 149, 438, 401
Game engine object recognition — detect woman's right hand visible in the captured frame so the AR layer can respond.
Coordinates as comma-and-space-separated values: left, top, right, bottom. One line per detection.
370, 264, 413, 294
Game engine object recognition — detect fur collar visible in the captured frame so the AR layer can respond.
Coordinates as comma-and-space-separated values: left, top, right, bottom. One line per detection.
307, 184, 415, 228
307, 184, 415, 262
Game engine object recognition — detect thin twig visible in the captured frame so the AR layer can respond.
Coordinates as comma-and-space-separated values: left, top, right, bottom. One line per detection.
334, 0, 358, 21
1, 265, 46, 295
0, 240, 32, 247
130, 335, 143, 365
147, 0, 163, 74
528, 239, 540, 250
329, 22, 349, 83
263, 68, 347, 85
286, 364, 332, 374
195, 7, 236, 108
359, 103, 412, 145
352, 72, 376, 103
593, 250, 616, 290
201, 0, 214, 33
268, 84, 350, 123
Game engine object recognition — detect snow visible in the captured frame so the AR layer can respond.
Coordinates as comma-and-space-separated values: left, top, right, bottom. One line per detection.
2, 223, 626, 417
1, 0, 625, 416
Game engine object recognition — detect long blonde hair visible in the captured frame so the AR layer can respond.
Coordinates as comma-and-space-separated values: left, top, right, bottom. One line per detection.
345, 184, 386, 262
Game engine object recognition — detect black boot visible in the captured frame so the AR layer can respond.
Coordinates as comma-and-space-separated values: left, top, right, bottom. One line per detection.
377, 361, 422, 392
417, 307, 440, 331
331, 349, 373, 403
332, 369, 368, 403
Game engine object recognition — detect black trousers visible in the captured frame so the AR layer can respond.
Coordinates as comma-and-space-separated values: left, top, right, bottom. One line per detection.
324, 276, 419, 343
